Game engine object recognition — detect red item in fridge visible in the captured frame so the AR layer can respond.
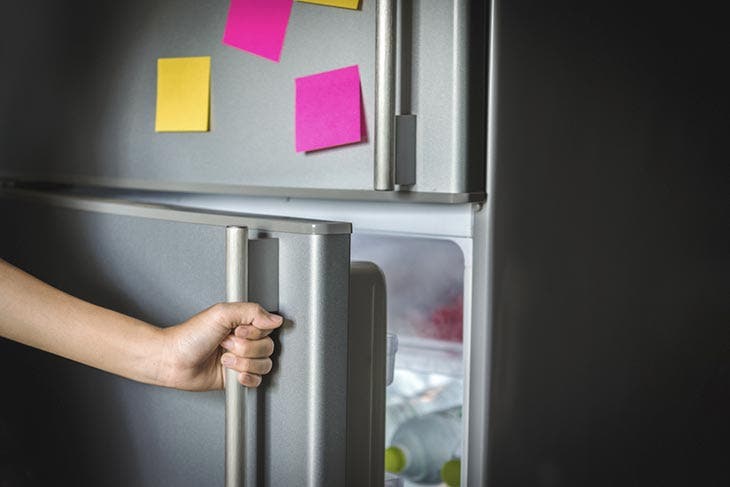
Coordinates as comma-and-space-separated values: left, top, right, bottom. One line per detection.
429, 295, 463, 342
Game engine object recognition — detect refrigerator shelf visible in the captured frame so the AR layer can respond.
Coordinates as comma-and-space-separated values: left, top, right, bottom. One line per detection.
394, 339, 463, 379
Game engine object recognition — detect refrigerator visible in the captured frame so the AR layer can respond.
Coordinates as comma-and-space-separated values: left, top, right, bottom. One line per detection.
1, 1, 726, 486
1, 1, 487, 486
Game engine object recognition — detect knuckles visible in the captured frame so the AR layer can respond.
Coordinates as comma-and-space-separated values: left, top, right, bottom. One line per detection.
210, 301, 269, 326
263, 337, 275, 356
239, 358, 252, 371
253, 303, 267, 316
236, 338, 251, 356
232, 336, 275, 357
209, 302, 229, 324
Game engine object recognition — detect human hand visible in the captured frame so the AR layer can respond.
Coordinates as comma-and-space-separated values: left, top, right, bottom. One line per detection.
160, 303, 284, 391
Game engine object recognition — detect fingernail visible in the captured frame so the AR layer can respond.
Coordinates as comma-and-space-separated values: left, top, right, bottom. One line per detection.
221, 337, 234, 349
269, 314, 283, 325
221, 355, 234, 367
236, 327, 249, 338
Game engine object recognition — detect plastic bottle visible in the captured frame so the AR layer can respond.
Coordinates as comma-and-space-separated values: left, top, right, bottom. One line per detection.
385, 400, 418, 443
410, 378, 463, 416
385, 378, 463, 443
384, 408, 461, 484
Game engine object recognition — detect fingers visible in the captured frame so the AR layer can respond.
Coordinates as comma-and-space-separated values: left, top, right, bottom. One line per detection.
213, 302, 284, 332
233, 324, 273, 340
220, 334, 274, 358
214, 303, 282, 388
220, 333, 276, 388
238, 372, 261, 388
221, 354, 272, 377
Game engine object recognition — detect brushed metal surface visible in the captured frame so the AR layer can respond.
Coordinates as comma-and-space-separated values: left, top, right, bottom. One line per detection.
374, 0, 396, 191
0, 174, 486, 204
0, 0, 486, 198
39, 184, 478, 238
407, 0, 487, 194
0, 187, 351, 235
247, 239, 279, 312
265, 232, 351, 486
451, 0, 485, 193
225, 227, 249, 487
463, 0, 498, 484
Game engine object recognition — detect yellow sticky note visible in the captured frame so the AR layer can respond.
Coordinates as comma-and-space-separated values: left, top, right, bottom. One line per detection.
155, 56, 211, 132
297, 0, 361, 10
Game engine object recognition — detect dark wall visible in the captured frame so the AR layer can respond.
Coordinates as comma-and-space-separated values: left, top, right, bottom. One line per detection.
487, 1, 728, 486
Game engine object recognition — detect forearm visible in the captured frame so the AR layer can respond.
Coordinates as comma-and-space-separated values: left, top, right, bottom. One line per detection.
0, 259, 169, 386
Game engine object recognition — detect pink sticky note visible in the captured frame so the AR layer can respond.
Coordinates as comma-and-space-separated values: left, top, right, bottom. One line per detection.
296, 65, 362, 152
222, 0, 293, 62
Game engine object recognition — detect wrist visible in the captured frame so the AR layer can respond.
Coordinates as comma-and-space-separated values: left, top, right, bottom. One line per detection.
154, 326, 181, 389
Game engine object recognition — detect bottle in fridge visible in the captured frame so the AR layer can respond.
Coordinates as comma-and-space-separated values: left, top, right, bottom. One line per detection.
384, 407, 462, 484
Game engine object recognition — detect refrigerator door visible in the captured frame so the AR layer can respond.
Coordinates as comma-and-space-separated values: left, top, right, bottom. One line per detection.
0, 0, 486, 201
0, 190, 384, 487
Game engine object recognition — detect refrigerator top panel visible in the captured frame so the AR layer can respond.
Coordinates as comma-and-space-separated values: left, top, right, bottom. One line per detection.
0, 0, 487, 203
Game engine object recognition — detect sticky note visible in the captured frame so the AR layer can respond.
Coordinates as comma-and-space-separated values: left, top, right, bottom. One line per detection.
295, 65, 362, 152
222, 0, 293, 62
297, 0, 360, 9
155, 57, 211, 132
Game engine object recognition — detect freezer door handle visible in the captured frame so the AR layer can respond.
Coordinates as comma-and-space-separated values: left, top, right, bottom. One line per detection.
374, 0, 396, 191
225, 226, 257, 487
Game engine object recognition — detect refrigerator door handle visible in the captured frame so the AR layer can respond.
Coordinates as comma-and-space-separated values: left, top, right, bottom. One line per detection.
225, 226, 256, 487
374, 0, 396, 191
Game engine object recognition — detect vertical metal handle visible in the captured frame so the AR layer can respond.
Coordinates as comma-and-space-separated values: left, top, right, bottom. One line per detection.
226, 227, 255, 487
374, 0, 397, 191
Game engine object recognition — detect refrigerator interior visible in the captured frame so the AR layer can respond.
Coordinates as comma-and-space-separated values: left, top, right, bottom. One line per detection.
352, 233, 467, 487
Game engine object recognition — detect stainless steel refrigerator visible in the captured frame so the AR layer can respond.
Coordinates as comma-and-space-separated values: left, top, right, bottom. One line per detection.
1, 0, 725, 486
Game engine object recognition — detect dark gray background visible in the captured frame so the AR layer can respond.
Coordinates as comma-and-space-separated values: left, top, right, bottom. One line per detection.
486, 1, 728, 486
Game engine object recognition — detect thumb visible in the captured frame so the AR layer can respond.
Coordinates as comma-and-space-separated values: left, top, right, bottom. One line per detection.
213, 302, 283, 332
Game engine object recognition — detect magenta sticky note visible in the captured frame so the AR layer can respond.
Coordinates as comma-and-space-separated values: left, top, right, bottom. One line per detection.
222, 0, 293, 62
296, 65, 362, 153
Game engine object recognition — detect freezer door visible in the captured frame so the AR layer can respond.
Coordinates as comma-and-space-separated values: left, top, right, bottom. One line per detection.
0, 192, 384, 486
0, 0, 485, 201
